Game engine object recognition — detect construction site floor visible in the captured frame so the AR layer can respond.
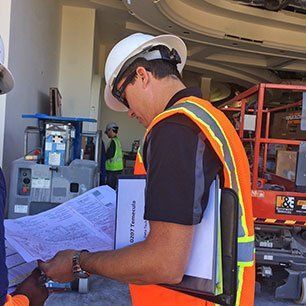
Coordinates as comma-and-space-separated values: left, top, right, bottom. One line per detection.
44, 275, 297, 306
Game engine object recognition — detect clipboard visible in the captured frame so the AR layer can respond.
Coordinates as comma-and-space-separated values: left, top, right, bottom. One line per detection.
115, 175, 238, 306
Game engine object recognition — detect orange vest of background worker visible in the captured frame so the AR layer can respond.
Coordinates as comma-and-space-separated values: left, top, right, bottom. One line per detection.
131, 96, 255, 306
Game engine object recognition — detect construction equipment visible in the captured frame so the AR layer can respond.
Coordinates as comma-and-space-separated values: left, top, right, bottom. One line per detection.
8, 113, 102, 219
221, 84, 306, 303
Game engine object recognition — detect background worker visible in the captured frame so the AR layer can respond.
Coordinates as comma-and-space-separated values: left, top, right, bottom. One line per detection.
0, 36, 48, 306
39, 33, 255, 306
104, 122, 123, 189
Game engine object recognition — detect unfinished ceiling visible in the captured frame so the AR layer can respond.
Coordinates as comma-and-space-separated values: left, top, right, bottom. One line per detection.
62, 0, 306, 102
233, 0, 306, 13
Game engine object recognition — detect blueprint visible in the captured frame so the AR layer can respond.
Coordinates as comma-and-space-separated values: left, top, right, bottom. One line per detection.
5, 185, 116, 262
5, 240, 37, 290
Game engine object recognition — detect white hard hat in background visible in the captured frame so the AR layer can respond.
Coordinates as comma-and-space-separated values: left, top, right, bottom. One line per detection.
104, 33, 187, 112
0, 35, 14, 95
105, 122, 119, 133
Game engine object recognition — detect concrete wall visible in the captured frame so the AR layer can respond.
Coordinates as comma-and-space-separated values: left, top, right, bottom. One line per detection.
2, 0, 61, 179
0, 0, 12, 167
88, 17, 104, 132
58, 6, 95, 119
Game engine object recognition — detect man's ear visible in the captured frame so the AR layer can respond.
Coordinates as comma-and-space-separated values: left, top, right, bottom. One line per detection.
136, 66, 149, 88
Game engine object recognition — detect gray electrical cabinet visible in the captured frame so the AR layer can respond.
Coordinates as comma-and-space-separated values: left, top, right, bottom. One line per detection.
8, 158, 99, 219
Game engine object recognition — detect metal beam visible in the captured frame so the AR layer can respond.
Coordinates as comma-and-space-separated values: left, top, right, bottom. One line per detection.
125, 21, 160, 35
90, 0, 125, 10
187, 46, 207, 57
201, 77, 211, 100
264, 83, 306, 91
206, 53, 266, 67
266, 57, 297, 69
186, 60, 261, 85
227, 85, 259, 103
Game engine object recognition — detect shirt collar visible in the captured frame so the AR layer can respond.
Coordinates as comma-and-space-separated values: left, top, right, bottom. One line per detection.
165, 87, 202, 110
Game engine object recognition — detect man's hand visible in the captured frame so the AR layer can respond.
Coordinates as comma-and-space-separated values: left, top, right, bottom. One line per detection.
38, 249, 76, 283
12, 268, 49, 306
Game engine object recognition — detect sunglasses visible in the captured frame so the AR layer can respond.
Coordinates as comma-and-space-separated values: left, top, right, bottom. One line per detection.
112, 71, 137, 109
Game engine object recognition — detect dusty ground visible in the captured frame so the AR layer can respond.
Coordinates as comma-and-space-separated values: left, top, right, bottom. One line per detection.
45, 276, 298, 306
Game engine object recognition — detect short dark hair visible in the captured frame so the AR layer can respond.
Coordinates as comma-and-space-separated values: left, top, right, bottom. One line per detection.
119, 46, 182, 83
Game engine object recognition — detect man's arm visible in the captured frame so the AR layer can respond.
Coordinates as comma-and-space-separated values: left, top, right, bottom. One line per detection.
105, 140, 116, 160
39, 221, 194, 285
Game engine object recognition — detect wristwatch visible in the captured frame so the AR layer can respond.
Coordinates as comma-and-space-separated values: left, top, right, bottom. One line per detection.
72, 250, 90, 279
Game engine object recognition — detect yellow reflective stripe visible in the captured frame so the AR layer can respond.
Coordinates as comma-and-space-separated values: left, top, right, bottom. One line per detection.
181, 108, 231, 182
215, 213, 223, 296
236, 267, 244, 306
136, 151, 143, 164
238, 235, 254, 243
265, 218, 277, 223
238, 260, 255, 268
285, 220, 295, 225
185, 100, 249, 236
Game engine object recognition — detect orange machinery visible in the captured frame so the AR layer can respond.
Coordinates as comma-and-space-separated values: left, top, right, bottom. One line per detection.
221, 83, 306, 303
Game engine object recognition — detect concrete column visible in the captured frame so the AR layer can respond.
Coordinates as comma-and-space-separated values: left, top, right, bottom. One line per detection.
201, 77, 212, 101
58, 6, 96, 120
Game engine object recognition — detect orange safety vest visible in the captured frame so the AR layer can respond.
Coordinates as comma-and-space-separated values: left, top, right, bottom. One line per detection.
130, 96, 255, 306
4, 294, 29, 306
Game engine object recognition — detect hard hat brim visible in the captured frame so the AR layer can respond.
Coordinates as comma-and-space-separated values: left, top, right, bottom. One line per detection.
0, 63, 14, 94
104, 85, 129, 112
104, 34, 187, 112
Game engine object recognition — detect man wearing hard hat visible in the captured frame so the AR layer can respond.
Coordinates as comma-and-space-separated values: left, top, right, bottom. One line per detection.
39, 33, 255, 306
0, 36, 48, 306
104, 122, 123, 189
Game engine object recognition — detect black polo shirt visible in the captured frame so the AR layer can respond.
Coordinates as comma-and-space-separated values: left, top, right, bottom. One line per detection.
143, 87, 222, 225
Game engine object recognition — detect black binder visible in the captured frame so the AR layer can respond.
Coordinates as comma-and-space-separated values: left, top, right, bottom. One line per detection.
163, 188, 239, 306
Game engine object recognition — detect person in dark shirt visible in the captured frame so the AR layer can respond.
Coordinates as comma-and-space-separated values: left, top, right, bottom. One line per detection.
0, 35, 48, 306
39, 33, 254, 306
38, 33, 221, 293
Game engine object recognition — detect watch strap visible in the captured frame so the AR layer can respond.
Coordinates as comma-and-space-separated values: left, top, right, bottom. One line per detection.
72, 249, 90, 279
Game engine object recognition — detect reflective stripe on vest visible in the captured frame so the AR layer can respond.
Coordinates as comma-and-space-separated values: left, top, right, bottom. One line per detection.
161, 102, 246, 236
135, 97, 255, 306
105, 137, 123, 171
134, 151, 145, 175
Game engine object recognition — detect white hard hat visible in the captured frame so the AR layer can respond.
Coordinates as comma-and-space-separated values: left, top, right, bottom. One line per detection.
105, 122, 119, 133
104, 33, 187, 112
0, 36, 14, 95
